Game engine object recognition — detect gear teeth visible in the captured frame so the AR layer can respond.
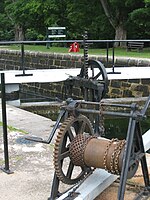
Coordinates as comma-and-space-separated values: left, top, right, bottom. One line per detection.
53, 114, 94, 185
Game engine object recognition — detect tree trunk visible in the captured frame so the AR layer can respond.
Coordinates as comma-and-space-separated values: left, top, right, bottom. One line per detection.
100, 0, 115, 29
15, 25, 25, 41
100, 0, 127, 47
114, 25, 127, 47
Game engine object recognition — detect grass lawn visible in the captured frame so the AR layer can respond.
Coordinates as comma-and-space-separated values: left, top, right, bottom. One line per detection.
0, 44, 150, 59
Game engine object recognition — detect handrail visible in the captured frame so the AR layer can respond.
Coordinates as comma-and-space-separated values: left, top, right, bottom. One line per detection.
0, 39, 149, 76
0, 39, 150, 45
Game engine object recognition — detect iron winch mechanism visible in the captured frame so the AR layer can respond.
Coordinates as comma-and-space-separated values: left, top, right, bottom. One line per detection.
49, 97, 150, 200
53, 114, 126, 185
25, 77, 150, 200
25, 32, 150, 200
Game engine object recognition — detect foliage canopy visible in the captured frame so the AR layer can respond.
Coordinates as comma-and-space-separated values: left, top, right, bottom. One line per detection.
0, 0, 149, 41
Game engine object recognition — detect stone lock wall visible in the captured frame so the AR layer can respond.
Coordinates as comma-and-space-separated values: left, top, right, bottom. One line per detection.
0, 49, 150, 100
108, 79, 150, 98
0, 49, 83, 70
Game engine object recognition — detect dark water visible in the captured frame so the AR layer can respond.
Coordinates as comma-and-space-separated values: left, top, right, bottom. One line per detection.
104, 117, 150, 140
22, 106, 150, 145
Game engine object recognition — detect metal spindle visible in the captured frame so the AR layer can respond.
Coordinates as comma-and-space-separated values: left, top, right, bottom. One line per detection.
83, 31, 89, 79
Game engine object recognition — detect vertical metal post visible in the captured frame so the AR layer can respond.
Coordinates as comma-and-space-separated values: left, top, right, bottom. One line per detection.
118, 104, 137, 200
106, 42, 109, 67
15, 43, 33, 77
48, 172, 60, 200
1, 73, 13, 174
46, 27, 50, 49
21, 43, 25, 75
136, 122, 150, 188
112, 42, 115, 72
107, 42, 121, 74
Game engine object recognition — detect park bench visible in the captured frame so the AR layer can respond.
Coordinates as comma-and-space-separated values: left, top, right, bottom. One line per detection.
127, 42, 144, 52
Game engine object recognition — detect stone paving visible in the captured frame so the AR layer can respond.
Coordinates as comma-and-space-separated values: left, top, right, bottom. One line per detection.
0, 131, 54, 200
0, 104, 56, 200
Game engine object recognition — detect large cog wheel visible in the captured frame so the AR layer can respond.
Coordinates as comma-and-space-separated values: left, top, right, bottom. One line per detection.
79, 60, 108, 98
53, 114, 94, 185
88, 60, 108, 98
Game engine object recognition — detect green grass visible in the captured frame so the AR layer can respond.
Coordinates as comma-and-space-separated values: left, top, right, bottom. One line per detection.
90, 47, 150, 59
0, 44, 150, 59
0, 121, 28, 134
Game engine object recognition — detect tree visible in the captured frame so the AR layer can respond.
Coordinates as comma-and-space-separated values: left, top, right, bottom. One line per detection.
4, 0, 71, 41
1, 0, 149, 42
65, 0, 114, 42
129, 0, 150, 39
5, 0, 52, 40
5, 0, 26, 40
0, 0, 14, 40
100, 0, 145, 46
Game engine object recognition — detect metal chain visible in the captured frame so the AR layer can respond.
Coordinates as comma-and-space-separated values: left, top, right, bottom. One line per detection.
99, 102, 105, 136
103, 138, 126, 175
103, 138, 115, 171
114, 140, 126, 175
109, 138, 119, 174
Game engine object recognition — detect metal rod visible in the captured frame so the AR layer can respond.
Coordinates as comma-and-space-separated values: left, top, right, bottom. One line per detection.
82, 31, 89, 100
48, 172, 60, 200
136, 122, 150, 188
0, 39, 149, 45
15, 43, 33, 77
0, 73, 12, 174
112, 42, 115, 72
106, 42, 109, 67
83, 31, 89, 79
79, 100, 135, 108
21, 43, 25, 74
46, 109, 66, 143
76, 108, 138, 118
118, 105, 137, 200
140, 95, 150, 117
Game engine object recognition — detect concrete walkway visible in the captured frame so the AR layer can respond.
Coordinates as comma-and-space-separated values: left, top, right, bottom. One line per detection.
0, 104, 56, 200
0, 103, 54, 138
1, 66, 150, 85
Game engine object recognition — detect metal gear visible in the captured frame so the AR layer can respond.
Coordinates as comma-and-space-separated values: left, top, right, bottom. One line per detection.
53, 114, 94, 185
79, 60, 108, 98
